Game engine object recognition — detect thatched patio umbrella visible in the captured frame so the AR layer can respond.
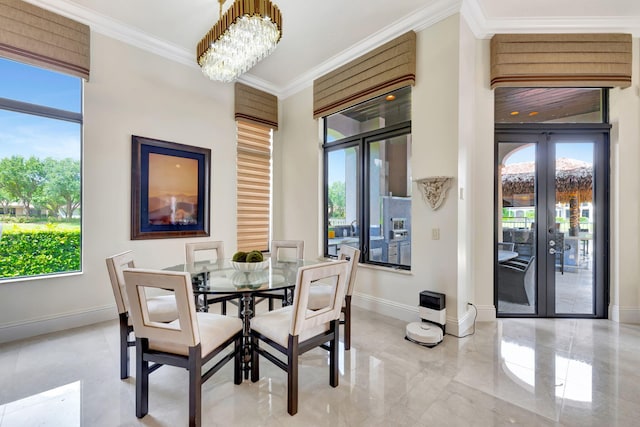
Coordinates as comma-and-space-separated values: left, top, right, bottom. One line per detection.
501, 158, 593, 235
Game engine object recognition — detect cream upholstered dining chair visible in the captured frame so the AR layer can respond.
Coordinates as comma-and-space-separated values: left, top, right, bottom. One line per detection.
250, 260, 349, 415
185, 241, 237, 314
106, 250, 178, 379
307, 245, 360, 350
254, 240, 305, 310
123, 268, 242, 427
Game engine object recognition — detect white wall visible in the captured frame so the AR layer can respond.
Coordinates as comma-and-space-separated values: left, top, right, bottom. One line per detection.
411, 15, 465, 330
272, 88, 322, 254
471, 38, 496, 320
0, 32, 239, 342
455, 15, 477, 330
609, 38, 640, 323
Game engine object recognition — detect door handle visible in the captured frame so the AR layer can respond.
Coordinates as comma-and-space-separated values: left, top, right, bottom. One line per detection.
549, 240, 556, 247
549, 248, 557, 255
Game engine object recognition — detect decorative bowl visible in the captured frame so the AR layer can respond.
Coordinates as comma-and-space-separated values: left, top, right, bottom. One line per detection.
230, 260, 269, 271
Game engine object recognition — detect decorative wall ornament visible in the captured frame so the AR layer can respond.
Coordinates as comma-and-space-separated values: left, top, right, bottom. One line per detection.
414, 176, 454, 210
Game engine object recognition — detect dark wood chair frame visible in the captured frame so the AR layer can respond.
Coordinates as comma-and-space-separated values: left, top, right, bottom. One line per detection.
135, 332, 242, 427
250, 319, 340, 415
107, 250, 177, 380
342, 295, 352, 350
118, 313, 134, 379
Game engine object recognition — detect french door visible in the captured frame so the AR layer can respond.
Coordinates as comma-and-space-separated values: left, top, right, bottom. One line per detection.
495, 127, 609, 318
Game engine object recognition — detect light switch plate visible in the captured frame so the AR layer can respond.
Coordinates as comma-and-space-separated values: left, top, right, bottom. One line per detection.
432, 228, 440, 240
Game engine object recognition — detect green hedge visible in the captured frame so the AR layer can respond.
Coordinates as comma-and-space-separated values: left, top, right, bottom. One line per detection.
0, 229, 81, 278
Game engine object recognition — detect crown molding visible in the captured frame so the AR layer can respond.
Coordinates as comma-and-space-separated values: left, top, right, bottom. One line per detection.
237, 73, 283, 98
460, 0, 488, 38
460, 0, 640, 38
277, 0, 462, 99
482, 16, 640, 38
22, 0, 640, 99
23, 0, 197, 69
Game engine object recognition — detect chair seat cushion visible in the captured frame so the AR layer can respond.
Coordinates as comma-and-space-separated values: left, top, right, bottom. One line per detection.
147, 295, 179, 323
150, 313, 242, 357
308, 285, 346, 310
127, 295, 178, 326
250, 306, 330, 348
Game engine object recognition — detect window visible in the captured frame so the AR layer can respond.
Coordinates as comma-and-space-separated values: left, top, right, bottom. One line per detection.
236, 121, 272, 252
0, 58, 83, 281
324, 87, 411, 269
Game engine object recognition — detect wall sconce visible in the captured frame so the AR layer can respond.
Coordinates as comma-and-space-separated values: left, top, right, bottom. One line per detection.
414, 176, 454, 210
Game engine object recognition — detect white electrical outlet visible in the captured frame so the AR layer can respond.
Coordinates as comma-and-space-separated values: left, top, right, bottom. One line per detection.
432, 228, 440, 240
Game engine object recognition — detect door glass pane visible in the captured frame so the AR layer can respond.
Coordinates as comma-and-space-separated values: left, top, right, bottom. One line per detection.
497, 142, 537, 314
368, 135, 411, 267
326, 146, 359, 257
554, 143, 594, 315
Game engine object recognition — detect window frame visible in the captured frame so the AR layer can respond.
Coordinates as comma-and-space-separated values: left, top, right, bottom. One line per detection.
0, 61, 83, 282
323, 121, 411, 269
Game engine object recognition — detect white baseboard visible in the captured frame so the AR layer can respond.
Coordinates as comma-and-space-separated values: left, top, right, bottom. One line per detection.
474, 304, 497, 322
352, 293, 497, 334
609, 305, 640, 324
352, 296, 640, 326
352, 292, 419, 323
0, 305, 116, 344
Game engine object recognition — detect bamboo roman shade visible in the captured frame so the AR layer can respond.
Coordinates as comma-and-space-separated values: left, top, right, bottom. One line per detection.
0, 0, 90, 80
236, 121, 271, 252
491, 33, 631, 89
235, 83, 279, 130
313, 31, 416, 118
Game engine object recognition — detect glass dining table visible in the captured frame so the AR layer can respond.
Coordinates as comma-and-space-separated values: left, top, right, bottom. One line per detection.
164, 258, 319, 378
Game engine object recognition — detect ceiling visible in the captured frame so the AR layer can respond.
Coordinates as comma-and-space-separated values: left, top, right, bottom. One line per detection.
494, 88, 603, 123
26, 0, 640, 97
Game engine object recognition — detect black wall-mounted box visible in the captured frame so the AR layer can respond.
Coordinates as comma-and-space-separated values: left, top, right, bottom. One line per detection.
420, 290, 445, 311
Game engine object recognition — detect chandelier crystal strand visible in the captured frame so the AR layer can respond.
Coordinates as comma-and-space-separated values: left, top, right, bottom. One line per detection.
197, 0, 282, 83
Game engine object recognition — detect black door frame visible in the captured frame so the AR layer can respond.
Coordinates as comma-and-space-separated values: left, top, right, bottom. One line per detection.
494, 123, 610, 318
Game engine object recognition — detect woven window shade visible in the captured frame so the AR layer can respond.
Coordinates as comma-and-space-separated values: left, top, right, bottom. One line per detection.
237, 121, 271, 252
491, 33, 631, 89
0, 0, 90, 80
235, 83, 278, 130
313, 31, 416, 119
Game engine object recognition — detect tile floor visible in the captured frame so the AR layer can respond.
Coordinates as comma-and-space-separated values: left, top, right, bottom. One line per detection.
1, 307, 639, 426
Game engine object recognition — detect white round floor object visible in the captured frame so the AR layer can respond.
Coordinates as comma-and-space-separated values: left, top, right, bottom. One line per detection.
405, 321, 443, 347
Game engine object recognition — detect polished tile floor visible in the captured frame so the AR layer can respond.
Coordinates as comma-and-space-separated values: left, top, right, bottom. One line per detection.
1, 307, 639, 426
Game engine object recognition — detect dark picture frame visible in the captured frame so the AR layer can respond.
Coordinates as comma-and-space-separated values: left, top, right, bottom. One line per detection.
131, 135, 210, 240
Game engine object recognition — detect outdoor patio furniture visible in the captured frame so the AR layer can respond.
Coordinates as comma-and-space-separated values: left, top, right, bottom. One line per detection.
498, 256, 536, 306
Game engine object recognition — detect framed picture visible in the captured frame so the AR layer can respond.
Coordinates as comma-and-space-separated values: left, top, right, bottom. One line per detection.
131, 135, 210, 240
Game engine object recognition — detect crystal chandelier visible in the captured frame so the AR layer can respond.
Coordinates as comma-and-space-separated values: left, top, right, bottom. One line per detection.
197, 0, 282, 83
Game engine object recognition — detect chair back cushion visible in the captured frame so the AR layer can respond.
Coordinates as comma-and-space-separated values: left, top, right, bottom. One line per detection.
271, 240, 304, 260
338, 245, 360, 296
185, 241, 224, 265
105, 250, 135, 315
123, 268, 200, 350
290, 260, 348, 336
